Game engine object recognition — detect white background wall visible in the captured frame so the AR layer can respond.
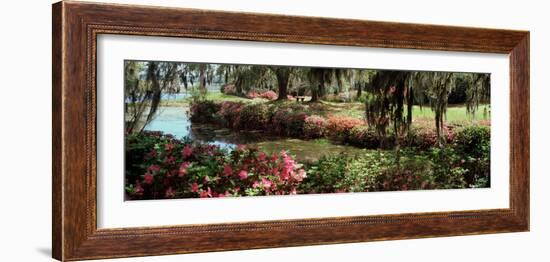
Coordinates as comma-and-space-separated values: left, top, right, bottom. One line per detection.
0, 0, 547, 261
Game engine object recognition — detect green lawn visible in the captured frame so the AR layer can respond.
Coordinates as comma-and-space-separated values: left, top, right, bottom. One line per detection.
412, 105, 490, 122
160, 92, 255, 106
319, 101, 490, 122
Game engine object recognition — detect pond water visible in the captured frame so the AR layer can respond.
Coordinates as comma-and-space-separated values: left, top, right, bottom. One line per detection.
144, 103, 369, 162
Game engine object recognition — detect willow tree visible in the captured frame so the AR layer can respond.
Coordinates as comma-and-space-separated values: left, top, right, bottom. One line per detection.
124, 61, 145, 133
198, 63, 207, 94
408, 72, 456, 145
353, 69, 376, 100
124, 61, 180, 133
464, 73, 490, 115
179, 64, 190, 90
230, 65, 274, 96
365, 71, 411, 150
216, 64, 234, 85
306, 68, 333, 102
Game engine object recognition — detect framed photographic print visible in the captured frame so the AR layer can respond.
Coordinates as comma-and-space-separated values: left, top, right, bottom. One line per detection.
52, 1, 529, 261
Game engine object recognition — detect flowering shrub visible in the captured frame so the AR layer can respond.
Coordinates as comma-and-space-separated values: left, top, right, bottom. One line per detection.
302, 147, 483, 193
302, 151, 438, 193
245, 90, 278, 100
347, 125, 379, 149
125, 128, 490, 200
237, 103, 271, 129
217, 101, 244, 128
259, 90, 277, 100
125, 132, 307, 200
303, 115, 327, 138
453, 125, 490, 187
405, 125, 457, 149
245, 90, 260, 99
326, 116, 365, 140
272, 108, 307, 137
189, 100, 220, 123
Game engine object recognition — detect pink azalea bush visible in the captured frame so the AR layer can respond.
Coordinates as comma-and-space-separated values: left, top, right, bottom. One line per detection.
125, 132, 307, 200
272, 108, 307, 137
245, 90, 260, 99
245, 90, 278, 100
237, 103, 271, 129
303, 115, 327, 138
259, 90, 277, 100
326, 116, 366, 140
406, 125, 457, 149
217, 101, 245, 128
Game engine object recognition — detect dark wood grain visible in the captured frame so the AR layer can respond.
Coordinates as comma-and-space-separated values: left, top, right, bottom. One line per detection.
52, 2, 63, 260
52, 1, 530, 261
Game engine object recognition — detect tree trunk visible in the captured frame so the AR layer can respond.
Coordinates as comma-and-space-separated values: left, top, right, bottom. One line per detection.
357, 82, 362, 98
406, 84, 413, 129
182, 74, 188, 90
142, 63, 162, 132
318, 82, 325, 98
235, 76, 243, 96
276, 75, 288, 100
274, 68, 291, 100
199, 64, 207, 94
310, 83, 319, 102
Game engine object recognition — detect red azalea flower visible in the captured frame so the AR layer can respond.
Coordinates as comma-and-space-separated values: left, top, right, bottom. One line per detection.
223, 164, 233, 176
191, 182, 199, 193
199, 187, 212, 198
238, 170, 248, 180
292, 169, 307, 182
143, 173, 154, 184
258, 152, 266, 161
134, 182, 144, 196
148, 165, 161, 174
261, 178, 273, 188
178, 162, 190, 177
252, 181, 260, 188
182, 144, 193, 158
164, 143, 175, 151
166, 156, 176, 165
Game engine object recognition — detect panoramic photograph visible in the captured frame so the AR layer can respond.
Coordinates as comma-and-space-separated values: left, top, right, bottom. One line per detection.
124, 60, 491, 200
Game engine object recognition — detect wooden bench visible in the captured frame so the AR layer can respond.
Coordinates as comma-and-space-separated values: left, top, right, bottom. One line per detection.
295, 96, 306, 102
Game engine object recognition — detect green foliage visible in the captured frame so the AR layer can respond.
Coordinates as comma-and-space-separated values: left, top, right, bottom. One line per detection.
189, 100, 220, 123
454, 125, 491, 187
237, 103, 271, 129
427, 147, 468, 189
348, 125, 380, 149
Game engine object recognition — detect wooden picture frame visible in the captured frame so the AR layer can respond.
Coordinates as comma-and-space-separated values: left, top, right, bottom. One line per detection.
52, 1, 529, 261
